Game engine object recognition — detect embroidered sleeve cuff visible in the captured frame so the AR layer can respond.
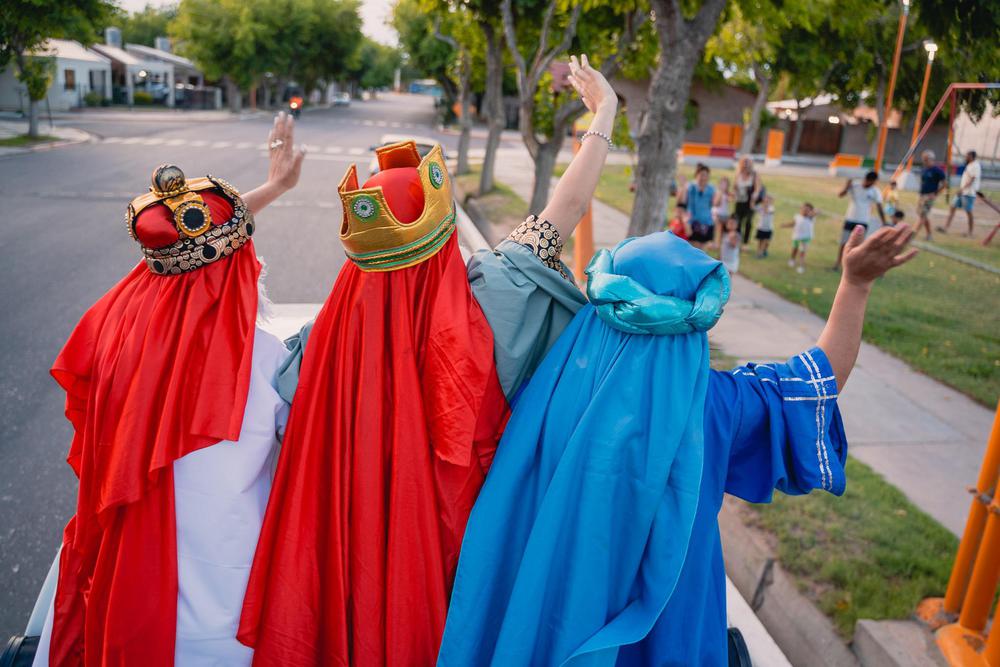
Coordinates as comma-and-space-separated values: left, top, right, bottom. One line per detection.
504, 215, 569, 279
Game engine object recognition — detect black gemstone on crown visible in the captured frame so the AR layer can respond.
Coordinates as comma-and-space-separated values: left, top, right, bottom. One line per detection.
181, 207, 205, 233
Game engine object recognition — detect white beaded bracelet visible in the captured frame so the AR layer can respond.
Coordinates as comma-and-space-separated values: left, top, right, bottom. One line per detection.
581, 130, 613, 149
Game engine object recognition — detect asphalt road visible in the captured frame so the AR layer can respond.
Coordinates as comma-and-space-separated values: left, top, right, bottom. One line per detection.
0, 93, 475, 638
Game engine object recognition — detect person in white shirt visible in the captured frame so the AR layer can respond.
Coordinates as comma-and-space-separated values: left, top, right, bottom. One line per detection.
834, 171, 886, 270
782, 202, 816, 274
940, 150, 981, 237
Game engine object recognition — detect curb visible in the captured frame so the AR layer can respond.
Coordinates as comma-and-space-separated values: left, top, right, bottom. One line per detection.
720, 498, 860, 667
0, 130, 96, 157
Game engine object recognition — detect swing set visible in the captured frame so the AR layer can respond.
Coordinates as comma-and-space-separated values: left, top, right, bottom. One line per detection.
888, 82, 1000, 246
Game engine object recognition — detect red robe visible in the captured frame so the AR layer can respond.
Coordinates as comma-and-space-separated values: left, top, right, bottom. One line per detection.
238, 233, 509, 666
49, 194, 259, 666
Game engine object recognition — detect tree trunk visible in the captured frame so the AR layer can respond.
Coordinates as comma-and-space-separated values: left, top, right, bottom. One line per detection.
27, 100, 39, 138
629, 0, 726, 237
478, 21, 505, 196
528, 136, 563, 214
455, 52, 472, 176
226, 79, 242, 113
788, 95, 811, 155
628, 42, 702, 237
740, 68, 770, 155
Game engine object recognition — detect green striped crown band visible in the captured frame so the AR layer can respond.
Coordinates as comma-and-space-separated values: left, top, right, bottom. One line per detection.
345, 210, 456, 272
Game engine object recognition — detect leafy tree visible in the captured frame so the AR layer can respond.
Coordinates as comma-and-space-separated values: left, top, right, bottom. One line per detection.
117, 3, 178, 47
705, 0, 829, 154
0, 0, 115, 136
172, 0, 362, 112
628, 0, 727, 237
346, 37, 401, 97
392, 0, 459, 104
502, 0, 647, 213
432, 11, 476, 175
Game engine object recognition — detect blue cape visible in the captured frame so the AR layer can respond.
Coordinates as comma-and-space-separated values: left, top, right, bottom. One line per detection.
439, 232, 730, 666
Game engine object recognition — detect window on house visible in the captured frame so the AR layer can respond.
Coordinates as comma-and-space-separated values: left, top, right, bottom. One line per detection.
64, 69, 76, 91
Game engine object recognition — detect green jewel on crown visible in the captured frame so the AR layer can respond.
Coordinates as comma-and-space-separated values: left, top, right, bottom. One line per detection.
429, 162, 445, 189
353, 194, 379, 221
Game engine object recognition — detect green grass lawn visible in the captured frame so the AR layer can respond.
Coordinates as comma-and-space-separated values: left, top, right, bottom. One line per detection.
744, 457, 958, 638
567, 162, 1000, 407
455, 165, 530, 245
0, 134, 57, 147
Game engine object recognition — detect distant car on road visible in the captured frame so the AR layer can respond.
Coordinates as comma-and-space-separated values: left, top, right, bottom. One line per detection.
333, 92, 351, 107
368, 134, 450, 178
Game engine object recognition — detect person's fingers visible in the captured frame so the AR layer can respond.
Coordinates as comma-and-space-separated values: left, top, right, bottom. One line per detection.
892, 248, 919, 266
845, 224, 865, 250
283, 114, 295, 149
892, 224, 915, 251
569, 54, 580, 74
293, 146, 306, 173
581, 53, 591, 71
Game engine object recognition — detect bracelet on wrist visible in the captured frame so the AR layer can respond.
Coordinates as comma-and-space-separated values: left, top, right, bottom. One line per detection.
581, 130, 613, 149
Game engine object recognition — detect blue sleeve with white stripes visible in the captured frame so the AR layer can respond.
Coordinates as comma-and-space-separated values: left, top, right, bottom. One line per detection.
709, 347, 848, 503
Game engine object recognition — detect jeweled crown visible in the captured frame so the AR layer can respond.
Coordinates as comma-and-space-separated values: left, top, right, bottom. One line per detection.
126, 164, 254, 276
338, 141, 455, 272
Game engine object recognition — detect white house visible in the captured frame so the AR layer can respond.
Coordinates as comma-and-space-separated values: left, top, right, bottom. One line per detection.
0, 39, 111, 113
91, 28, 173, 107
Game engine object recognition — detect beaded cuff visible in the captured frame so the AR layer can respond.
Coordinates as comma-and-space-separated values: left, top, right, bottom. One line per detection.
507, 215, 567, 278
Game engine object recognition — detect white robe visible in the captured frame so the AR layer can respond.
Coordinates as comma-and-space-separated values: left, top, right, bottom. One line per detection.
33, 327, 290, 667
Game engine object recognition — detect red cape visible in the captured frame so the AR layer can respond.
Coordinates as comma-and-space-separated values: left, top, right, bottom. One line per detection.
49, 243, 259, 666
238, 234, 508, 666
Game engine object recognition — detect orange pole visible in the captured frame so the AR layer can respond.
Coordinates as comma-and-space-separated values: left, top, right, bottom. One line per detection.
957, 492, 1000, 633
943, 400, 1000, 613
905, 55, 934, 173
985, 596, 1000, 665
572, 125, 595, 282
875, 1, 909, 173
945, 90, 956, 200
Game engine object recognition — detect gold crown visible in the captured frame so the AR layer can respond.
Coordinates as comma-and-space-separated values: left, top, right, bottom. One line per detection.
125, 165, 254, 276
338, 141, 455, 272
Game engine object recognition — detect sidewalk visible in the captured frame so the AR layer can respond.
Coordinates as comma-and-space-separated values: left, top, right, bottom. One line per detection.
489, 145, 995, 538
0, 120, 93, 155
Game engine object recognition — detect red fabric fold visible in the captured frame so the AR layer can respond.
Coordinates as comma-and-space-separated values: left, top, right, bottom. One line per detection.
237, 234, 508, 667
49, 243, 260, 666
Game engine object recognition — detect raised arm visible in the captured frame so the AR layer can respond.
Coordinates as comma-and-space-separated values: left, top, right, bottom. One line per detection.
243, 111, 307, 214
837, 179, 852, 197
818, 224, 917, 390
537, 55, 617, 240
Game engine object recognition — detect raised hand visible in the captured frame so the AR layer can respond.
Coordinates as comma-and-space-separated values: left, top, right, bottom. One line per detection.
842, 223, 919, 287
567, 54, 617, 114
267, 111, 306, 192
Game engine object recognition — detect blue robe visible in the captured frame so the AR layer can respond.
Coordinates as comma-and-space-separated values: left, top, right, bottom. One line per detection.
438, 232, 847, 667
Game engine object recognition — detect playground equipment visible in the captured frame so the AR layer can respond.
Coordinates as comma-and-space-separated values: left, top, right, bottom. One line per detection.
917, 400, 1000, 666
889, 82, 1000, 192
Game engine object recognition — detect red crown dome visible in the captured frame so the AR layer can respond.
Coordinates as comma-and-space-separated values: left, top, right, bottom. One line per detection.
135, 191, 235, 250
363, 167, 423, 224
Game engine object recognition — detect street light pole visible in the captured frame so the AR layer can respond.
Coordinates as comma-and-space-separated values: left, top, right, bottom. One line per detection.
904, 41, 937, 174
874, 0, 910, 174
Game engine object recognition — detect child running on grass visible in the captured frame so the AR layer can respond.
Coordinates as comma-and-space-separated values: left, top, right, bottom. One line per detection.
720, 215, 741, 275
783, 202, 816, 274
755, 194, 775, 258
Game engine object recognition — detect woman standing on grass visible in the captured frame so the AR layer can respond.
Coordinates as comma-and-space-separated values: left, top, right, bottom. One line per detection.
733, 156, 761, 245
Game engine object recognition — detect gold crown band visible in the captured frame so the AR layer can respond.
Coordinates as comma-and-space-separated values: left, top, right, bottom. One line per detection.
143, 206, 253, 275
339, 141, 455, 273
345, 209, 456, 272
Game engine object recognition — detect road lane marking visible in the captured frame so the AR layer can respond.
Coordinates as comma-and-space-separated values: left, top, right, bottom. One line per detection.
211, 141, 231, 148
142, 138, 165, 145
103, 137, 124, 143
390, 122, 401, 128
325, 146, 344, 153
236, 141, 252, 149
123, 137, 142, 144
348, 147, 364, 155
166, 138, 186, 146
189, 140, 207, 147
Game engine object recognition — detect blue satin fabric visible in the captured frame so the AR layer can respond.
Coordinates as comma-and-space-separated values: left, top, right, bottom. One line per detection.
438, 232, 730, 667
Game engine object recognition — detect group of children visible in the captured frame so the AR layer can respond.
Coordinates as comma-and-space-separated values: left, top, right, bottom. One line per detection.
668, 163, 908, 276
